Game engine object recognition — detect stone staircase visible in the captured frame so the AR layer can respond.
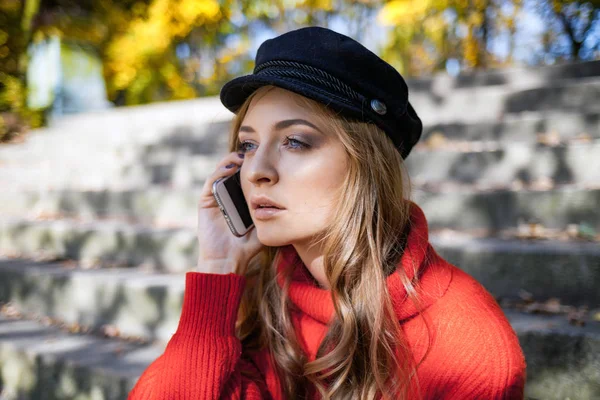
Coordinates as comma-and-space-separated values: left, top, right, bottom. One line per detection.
1, 60, 599, 400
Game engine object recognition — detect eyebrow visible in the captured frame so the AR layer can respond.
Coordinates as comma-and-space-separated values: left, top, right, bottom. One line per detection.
239, 118, 323, 134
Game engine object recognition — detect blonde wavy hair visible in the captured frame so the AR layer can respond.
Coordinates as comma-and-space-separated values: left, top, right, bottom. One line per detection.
230, 85, 432, 399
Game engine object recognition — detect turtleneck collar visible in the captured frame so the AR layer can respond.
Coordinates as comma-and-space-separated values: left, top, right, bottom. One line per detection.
275, 201, 453, 325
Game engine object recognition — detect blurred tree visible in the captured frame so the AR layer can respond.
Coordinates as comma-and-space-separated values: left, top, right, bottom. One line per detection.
0, 0, 44, 142
1, 0, 598, 137
175, 0, 381, 98
25, 0, 356, 105
545, 0, 600, 59
378, 0, 524, 75
103, 0, 227, 104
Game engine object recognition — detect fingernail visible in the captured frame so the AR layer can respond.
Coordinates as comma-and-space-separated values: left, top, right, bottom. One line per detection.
225, 163, 236, 169
237, 153, 245, 159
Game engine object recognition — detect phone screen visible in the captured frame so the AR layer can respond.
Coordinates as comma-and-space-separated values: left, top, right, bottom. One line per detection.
223, 171, 253, 228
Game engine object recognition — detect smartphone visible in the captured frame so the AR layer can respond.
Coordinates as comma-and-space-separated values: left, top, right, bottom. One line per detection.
212, 170, 254, 237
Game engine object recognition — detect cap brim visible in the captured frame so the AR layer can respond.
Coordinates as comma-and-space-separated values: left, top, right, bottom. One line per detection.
220, 74, 363, 117
219, 73, 422, 160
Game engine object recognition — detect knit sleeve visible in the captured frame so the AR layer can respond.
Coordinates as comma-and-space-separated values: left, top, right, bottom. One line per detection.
441, 359, 526, 400
435, 310, 527, 399
425, 269, 527, 400
127, 272, 272, 400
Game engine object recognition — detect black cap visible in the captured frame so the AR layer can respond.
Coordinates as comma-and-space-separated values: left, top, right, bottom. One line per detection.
220, 26, 422, 159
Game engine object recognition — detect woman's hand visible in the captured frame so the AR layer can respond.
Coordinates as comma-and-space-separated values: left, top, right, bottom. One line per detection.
196, 152, 263, 275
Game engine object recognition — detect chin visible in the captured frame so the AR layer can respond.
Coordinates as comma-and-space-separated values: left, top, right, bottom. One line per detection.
254, 222, 298, 247
255, 228, 293, 247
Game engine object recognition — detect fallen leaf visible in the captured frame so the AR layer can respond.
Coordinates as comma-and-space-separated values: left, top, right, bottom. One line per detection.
1, 303, 22, 318
572, 133, 592, 143
101, 324, 121, 338
524, 298, 573, 314
567, 307, 588, 327
511, 179, 525, 191
530, 176, 554, 191
518, 290, 534, 304
425, 132, 447, 149
536, 131, 561, 146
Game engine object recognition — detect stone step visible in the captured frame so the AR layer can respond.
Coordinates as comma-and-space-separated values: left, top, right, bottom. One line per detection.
4, 110, 598, 192
0, 217, 198, 274
0, 257, 184, 343
504, 78, 600, 114
3, 109, 597, 171
411, 77, 600, 125
0, 297, 598, 400
8, 111, 594, 168
0, 96, 231, 162
413, 187, 600, 231
46, 125, 600, 191
3, 105, 598, 193
0, 119, 231, 166
430, 233, 600, 306
0, 188, 202, 228
136, 141, 600, 188
407, 140, 600, 187
0, 313, 162, 400
421, 111, 600, 143
502, 309, 600, 400
2, 185, 598, 233
135, 152, 224, 187
407, 59, 600, 92
0, 116, 232, 191
1, 215, 598, 308
0, 150, 225, 191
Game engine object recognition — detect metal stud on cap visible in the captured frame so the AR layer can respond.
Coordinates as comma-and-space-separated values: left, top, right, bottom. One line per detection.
371, 99, 387, 115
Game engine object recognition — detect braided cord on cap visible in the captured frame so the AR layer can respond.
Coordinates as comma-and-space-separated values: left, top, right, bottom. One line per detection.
254, 60, 365, 103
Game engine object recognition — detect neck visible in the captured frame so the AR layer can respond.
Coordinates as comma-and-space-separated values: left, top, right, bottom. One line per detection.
292, 242, 330, 290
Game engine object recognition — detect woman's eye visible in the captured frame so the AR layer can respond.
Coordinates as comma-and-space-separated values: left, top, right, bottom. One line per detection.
237, 141, 255, 153
285, 136, 309, 149
237, 137, 309, 152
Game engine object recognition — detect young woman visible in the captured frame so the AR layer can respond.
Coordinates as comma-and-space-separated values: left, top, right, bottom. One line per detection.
128, 27, 526, 400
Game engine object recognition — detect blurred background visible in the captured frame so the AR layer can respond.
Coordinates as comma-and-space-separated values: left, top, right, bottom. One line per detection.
1, 0, 599, 131
0, 1, 599, 399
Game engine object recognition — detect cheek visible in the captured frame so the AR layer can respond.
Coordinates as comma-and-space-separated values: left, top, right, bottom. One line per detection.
286, 161, 346, 218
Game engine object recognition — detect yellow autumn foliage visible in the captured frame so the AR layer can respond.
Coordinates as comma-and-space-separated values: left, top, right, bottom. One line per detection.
378, 0, 526, 73
378, 0, 433, 26
105, 0, 221, 94
296, 0, 335, 12
3, 0, 588, 133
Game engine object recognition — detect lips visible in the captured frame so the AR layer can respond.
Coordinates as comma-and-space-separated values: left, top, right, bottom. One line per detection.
250, 195, 285, 210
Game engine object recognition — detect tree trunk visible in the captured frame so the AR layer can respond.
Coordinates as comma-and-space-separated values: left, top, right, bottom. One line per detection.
557, 10, 582, 60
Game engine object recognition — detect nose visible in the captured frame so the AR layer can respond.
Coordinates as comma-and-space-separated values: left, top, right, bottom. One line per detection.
245, 144, 279, 186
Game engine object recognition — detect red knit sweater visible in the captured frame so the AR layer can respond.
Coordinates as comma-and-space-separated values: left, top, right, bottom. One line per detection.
128, 203, 526, 399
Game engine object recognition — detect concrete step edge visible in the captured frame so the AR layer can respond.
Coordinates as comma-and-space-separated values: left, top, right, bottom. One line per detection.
2, 186, 599, 233
0, 313, 164, 400
1, 211, 598, 242
0, 256, 186, 343
406, 60, 600, 93
0, 217, 198, 273
0, 300, 598, 399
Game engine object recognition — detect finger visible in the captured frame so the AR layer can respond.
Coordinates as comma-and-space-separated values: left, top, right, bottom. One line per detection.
215, 151, 244, 169
202, 153, 242, 188
206, 153, 243, 191
199, 153, 244, 206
